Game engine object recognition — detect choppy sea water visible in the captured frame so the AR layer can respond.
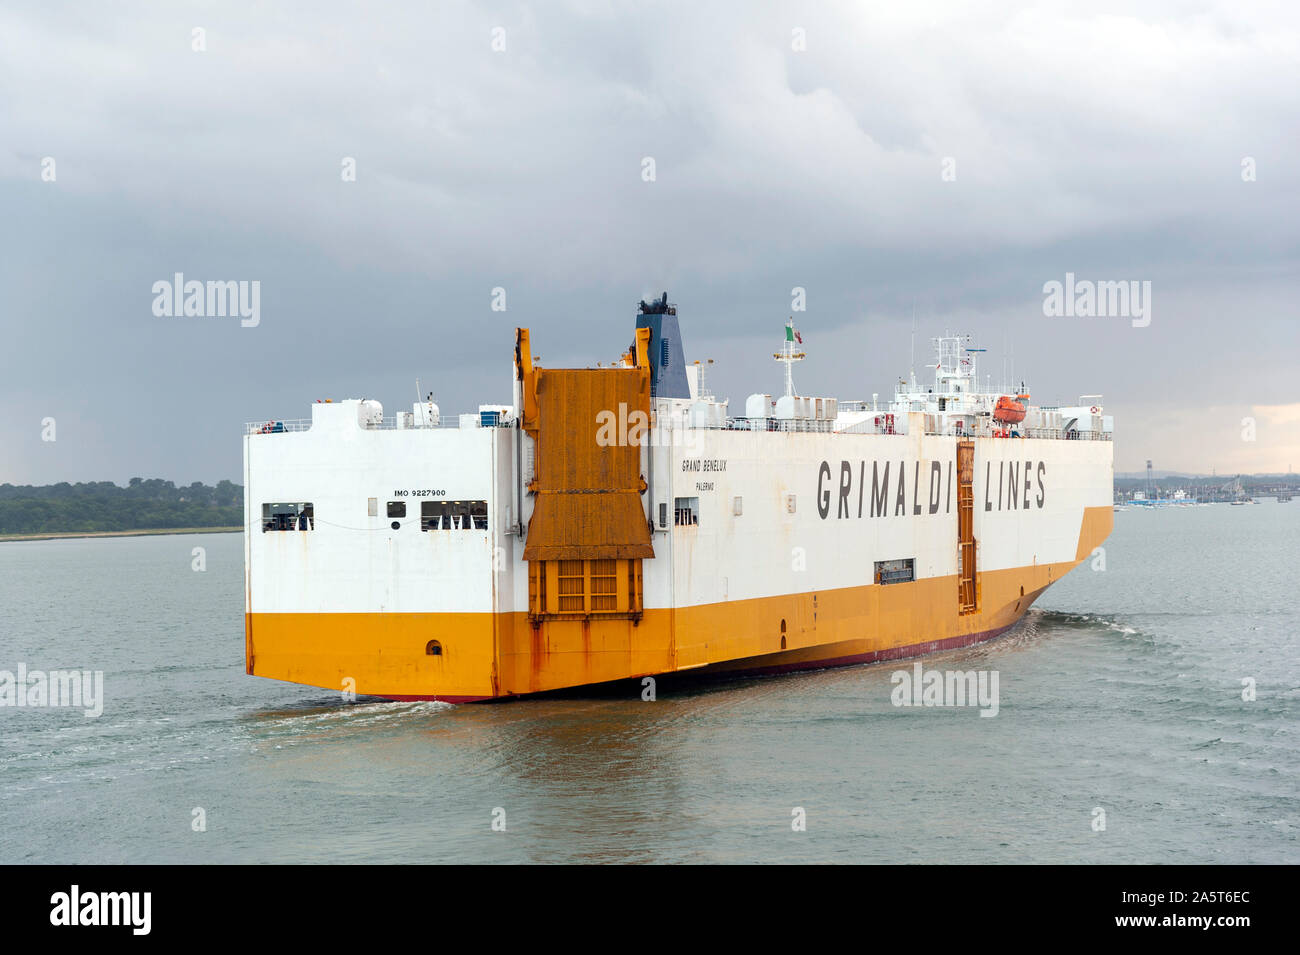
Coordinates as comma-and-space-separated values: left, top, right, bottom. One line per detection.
1, 503, 1296, 864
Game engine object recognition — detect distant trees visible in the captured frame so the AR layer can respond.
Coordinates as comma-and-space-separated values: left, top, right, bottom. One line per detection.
214, 480, 240, 507
0, 479, 243, 534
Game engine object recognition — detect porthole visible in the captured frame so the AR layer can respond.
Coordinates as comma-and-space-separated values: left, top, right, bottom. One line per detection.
425, 640, 442, 657
391, 521, 400, 530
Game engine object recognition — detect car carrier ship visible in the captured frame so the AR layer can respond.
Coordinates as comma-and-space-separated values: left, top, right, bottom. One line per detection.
243, 294, 1113, 701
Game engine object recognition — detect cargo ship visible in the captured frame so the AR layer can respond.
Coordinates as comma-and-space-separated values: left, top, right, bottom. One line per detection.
243, 294, 1113, 701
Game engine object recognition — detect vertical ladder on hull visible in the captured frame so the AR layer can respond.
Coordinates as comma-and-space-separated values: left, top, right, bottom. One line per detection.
957, 440, 978, 614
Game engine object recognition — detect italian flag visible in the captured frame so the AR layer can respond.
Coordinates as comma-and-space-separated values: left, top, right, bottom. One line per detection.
786, 324, 802, 344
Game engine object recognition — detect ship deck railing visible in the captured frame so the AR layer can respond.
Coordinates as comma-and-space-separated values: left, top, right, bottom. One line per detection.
722, 417, 836, 433
709, 418, 1111, 440
245, 418, 313, 434
245, 414, 493, 435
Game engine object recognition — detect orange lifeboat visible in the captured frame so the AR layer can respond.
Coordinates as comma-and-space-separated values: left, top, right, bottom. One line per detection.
992, 394, 1028, 424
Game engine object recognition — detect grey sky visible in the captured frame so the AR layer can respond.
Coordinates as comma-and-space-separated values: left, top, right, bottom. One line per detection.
2, 0, 1297, 484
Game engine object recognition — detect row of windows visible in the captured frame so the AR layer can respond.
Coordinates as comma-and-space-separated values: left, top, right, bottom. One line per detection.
268, 492, 809, 533
266, 494, 823, 533
261, 500, 487, 532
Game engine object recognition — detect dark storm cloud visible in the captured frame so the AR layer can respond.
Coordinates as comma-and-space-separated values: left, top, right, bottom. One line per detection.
1, 0, 1296, 481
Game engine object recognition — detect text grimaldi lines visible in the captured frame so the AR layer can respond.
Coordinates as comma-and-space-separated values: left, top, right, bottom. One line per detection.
816, 458, 1048, 520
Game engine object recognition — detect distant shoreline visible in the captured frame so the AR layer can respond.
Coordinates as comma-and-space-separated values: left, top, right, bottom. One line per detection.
0, 527, 241, 543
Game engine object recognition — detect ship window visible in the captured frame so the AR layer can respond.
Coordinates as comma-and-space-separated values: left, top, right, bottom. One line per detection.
421, 500, 488, 531
388, 501, 407, 518
658, 502, 668, 527
674, 497, 698, 526
262, 502, 313, 532
425, 640, 442, 656
874, 558, 915, 585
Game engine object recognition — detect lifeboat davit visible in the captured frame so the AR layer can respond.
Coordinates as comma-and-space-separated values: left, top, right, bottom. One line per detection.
992, 394, 1028, 424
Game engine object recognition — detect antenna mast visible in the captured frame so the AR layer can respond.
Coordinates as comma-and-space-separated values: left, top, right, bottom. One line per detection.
774, 318, 805, 398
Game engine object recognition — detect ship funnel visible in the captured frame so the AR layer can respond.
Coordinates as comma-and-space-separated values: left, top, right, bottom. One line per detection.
635, 291, 689, 399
